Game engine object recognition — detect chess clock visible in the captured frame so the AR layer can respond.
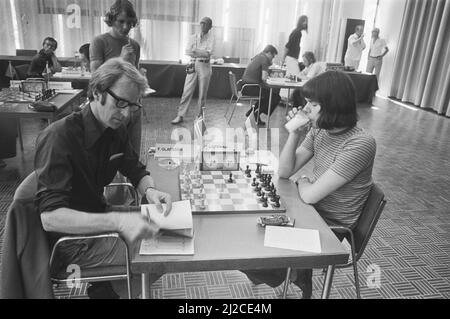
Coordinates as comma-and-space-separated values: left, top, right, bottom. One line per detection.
201, 149, 240, 171
22, 79, 47, 93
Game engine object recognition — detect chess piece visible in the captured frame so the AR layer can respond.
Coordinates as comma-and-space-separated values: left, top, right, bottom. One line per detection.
251, 178, 257, 187
256, 189, 262, 197
262, 199, 268, 208
272, 198, 281, 208
228, 173, 233, 183
255, 164, 260, 174
259, 193, 266, 202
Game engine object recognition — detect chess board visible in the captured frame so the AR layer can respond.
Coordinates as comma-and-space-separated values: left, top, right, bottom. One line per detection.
0, 90, 39, 103
180, 170, 286, 215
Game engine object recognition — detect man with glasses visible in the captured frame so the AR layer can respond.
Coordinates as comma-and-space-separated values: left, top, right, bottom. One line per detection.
27, 37, 62, 78
35, 58, 172, 298
171, 17, 215, 124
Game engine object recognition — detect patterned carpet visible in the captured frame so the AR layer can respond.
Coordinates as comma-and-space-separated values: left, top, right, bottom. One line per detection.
1, 96, 449, 299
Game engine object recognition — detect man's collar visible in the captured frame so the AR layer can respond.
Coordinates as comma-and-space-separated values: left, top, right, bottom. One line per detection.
82, 104, 108, 149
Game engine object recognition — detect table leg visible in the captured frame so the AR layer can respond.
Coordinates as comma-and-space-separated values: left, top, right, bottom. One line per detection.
17, 119, 24, 152
285, 88, 291, 116
141, 273, 151, 299
267, 88, 273, 128
321, 265, 336, 299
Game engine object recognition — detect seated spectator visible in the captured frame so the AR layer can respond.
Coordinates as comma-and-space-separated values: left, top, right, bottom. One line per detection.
292, 51, 326, 107
27, 37, 62, 78
241, 45, 281, 125
241, 71, 377, 299
79, 43, 91, 72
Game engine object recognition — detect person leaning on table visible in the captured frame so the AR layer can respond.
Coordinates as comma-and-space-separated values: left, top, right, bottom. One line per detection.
35, 58, 173, 299
241, 71, 377, 299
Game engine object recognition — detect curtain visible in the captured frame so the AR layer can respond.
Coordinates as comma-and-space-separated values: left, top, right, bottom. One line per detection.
389, 0, 450, 116
0, 0, 336, 64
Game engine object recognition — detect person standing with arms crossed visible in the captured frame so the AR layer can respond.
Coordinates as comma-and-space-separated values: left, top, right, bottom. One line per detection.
171, 17, 215, 124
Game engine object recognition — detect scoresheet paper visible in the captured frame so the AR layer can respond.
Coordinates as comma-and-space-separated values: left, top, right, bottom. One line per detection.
264, 226, 321, 253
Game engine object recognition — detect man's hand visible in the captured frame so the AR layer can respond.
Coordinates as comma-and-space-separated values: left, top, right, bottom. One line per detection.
116, 213, 159, 244
146, 188, 173, 217
120, 44, 135, 61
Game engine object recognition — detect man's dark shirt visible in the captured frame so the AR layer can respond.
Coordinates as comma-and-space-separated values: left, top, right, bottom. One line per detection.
285, 29, 302, 59
242, 53, 271, 84
27, 50, 54, 78
35, 104, 149, 219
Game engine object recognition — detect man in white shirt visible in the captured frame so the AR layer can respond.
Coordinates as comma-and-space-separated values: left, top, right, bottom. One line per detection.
172, 17, 215, 124
366, 28, 389, 80
344, 25, 366, 70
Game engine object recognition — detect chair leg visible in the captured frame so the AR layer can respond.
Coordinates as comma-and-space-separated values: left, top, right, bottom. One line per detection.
227, 103, 238, 125
281, 267, 292, 299
125, 244, 132, 299
348, 232, 361, 299
321, 265, 336, 299
225, 95, 235, 119
17, 119, 24, 152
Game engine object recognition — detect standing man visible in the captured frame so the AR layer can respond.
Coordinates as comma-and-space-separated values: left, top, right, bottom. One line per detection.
366, 28, 389, 80
27, 37, 62, 78
242, 45, 281, 126
171, 17, 214, 124
344, 25, 366, 70
90, 0, 141, 154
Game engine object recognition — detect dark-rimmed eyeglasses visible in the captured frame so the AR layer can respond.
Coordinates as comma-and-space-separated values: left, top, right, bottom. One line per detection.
105, 88, 142, 112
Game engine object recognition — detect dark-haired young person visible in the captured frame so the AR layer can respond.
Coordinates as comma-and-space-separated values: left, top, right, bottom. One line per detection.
241, 45, 281, 125
242, 71, 377, 299
79, 43, 90, 72
27, 37, 62, 78
282, 15, 308, 76
90, 0, 141, 155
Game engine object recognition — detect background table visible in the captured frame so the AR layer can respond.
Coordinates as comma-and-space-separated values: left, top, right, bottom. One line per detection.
132, 158, 349, 299
0, 56, 378, 103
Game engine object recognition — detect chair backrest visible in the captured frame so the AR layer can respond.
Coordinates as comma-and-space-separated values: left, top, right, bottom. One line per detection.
14, 64, 31, 80
353, 183, 386, 259
14, 172, 37, 201
228, 71, 239, 97
223, 56, 240, 63
16, 49, 38, 56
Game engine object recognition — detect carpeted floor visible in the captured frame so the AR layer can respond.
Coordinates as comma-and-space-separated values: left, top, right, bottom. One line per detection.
1, 96, 449, 299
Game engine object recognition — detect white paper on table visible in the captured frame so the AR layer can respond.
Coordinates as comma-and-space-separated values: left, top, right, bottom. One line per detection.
264, 226, 321, 253
140, 234, 194, 255
141, 200, 193, 237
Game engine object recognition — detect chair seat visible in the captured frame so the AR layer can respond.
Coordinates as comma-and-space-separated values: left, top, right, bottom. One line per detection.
52, 265, 127, 281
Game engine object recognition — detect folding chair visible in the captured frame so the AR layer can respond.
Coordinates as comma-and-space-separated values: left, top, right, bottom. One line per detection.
225, 71, 261, 125
282, 183, 386, 299
13, 171, 138, 299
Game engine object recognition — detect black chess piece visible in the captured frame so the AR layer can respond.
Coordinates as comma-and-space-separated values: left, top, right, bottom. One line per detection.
259, 193, 266, 202
255, 164, 260, 174
272, 198, 281, 208
228, 173, 233, 183
262, 199, 268, 208
251, 178, 257, 187
256, 189, 262, 197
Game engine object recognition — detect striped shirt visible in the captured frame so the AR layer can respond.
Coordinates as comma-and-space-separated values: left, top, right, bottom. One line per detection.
300, 126, 376, 227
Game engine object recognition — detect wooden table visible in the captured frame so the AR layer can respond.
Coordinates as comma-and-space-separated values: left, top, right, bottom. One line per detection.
264, 78, 305, 128
0, 89, 83, 150
132, 158, 349, 299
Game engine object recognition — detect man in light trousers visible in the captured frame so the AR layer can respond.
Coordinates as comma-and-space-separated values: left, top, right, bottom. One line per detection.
366, 28, 389, 81
172, 17, 214, 124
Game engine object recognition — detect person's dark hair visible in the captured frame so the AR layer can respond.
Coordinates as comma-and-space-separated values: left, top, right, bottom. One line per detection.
302, 51, 316, 65
297, 15, 308, 32
42, 37, 58, 50
263, 45, 278, 56
79, 43, 90, 61
104, 0, 138, 27
302, 71, 358, 130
